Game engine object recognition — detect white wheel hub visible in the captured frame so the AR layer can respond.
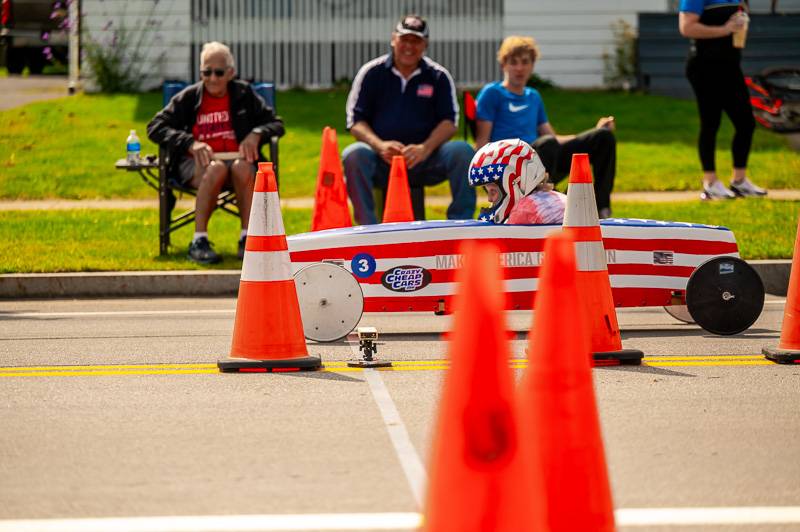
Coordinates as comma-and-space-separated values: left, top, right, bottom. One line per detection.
294, 262, 364, 342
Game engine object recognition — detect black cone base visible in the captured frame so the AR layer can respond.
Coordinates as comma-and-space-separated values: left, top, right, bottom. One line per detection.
593, 349, 644, 366
218, 355, 322, 373
763, 347, 800, 364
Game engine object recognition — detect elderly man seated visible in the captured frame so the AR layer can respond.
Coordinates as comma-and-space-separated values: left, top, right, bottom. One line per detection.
147, 41, 284, 264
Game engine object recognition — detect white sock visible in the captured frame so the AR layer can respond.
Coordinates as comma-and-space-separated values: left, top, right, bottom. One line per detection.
192, 232, 208, 243
240, 229, 248, 239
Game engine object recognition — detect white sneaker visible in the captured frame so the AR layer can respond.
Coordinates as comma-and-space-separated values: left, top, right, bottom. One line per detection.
730, 177, 768, 197
701, 180, 736, 200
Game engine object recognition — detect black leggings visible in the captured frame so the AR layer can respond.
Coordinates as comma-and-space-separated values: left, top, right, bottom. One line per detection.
532, 127, 616, 211
686, 57, 755, 171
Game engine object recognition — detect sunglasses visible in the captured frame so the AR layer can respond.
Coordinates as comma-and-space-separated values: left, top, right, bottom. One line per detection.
201, 68, 228, 78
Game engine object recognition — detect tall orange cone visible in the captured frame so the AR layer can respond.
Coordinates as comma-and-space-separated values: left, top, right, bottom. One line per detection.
763, 215, 800, 363
563, 153, 643, 365
423, 240, 547, 532
311, 127, 352, 231
382, 155, 415, 223
218, 162, 322, 373
519, 231, 615, 531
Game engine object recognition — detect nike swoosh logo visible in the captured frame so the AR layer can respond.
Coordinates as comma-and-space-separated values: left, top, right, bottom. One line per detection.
508, 103, 528, 112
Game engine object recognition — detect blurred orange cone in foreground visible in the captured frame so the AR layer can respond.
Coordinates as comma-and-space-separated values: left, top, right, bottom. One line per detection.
563, 153, 643, 365
423, 240, 547, 532
519, 231, 615, 531
218, 163, 322, 373
764, 215, 800, 363
382, 155, 415, 223
311, 127, 352, 231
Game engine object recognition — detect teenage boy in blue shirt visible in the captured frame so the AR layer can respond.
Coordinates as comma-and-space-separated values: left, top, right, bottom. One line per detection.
343, 14, 476, 225
475, 36, 617, 218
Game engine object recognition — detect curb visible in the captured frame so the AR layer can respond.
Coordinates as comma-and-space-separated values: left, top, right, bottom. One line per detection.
749, 260, 792, 297
0, 261, 791, 299
0, 271, 240, 299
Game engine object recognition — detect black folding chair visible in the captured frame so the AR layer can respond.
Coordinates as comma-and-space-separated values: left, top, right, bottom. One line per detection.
121, 81, 279, 255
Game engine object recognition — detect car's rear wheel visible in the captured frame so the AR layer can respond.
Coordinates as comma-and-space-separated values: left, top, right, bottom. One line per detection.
664, 305, 695, 324
686, 256, 764, 335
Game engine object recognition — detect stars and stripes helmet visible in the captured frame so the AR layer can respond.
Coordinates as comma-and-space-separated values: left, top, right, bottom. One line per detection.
468, 138, 547, 223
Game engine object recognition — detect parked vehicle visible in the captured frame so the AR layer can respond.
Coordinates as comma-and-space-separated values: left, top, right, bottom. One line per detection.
1, 0, 67, 74
746, 67, 800, 133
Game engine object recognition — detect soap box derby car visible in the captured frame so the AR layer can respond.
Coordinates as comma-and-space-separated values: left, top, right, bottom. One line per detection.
287, 218, 764, 342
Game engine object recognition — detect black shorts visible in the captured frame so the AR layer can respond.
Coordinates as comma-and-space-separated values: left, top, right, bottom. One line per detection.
177, 158, 257, 186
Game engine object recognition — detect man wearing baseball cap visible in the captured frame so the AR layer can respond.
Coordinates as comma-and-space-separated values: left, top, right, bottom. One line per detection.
343, 14, 475, 225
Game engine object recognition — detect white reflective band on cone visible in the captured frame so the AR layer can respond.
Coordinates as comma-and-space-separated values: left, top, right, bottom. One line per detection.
575, 240, 608, 271
564, 183, 599, 227
247, 191, 285, 237
241, 250, 293, 282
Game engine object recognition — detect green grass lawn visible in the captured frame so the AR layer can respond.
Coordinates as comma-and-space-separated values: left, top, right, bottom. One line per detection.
0, 89, 797, 200
1, 200, 796, 273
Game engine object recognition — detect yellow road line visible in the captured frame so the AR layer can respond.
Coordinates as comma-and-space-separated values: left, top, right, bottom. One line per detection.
644, 355, 764, 361
647, 360, 773, 366
0, 369, 218, 377
0, 363, 217, 372
0, 354, 787, 377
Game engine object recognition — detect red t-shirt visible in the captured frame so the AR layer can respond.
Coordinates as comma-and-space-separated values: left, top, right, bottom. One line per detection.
192, 91, 239, 153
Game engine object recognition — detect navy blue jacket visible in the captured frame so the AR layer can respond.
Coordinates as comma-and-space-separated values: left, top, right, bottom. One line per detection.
346, 53, 459, 145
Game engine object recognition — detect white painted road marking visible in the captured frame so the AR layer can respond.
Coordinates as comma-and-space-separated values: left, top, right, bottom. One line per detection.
3, 298, 785, 319
5, 310, 235, 318
616, 506, 800, 526
3, 507, 800, 531
363, 368, 428, 509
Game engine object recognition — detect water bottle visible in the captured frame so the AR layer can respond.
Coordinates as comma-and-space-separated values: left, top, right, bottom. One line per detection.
126, 129, 141, 163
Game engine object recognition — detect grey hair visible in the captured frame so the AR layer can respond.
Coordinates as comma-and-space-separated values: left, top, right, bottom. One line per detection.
200, 41, 235, 69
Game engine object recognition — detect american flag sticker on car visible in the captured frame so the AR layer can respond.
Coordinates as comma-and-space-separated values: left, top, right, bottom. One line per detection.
653, 251, 674, 265
417, 84, 434, 97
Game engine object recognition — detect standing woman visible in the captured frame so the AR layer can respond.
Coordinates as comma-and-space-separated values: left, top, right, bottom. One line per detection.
679, 0, 767, 199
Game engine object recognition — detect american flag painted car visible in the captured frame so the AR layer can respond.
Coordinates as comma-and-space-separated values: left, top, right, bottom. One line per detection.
287, 218, 740, 314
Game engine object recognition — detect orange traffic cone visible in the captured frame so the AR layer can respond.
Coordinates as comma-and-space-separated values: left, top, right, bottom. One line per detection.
311, 127, 352, 231
763, 215, 800, 363
218, 162, 322, 373
563, 153, 643, 365
382, 155, 415, 223
519, 231, 615, 532
423, 240, 547, 532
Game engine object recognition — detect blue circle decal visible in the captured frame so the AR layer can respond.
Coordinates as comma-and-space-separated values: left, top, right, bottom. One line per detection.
351, 253, 377, 278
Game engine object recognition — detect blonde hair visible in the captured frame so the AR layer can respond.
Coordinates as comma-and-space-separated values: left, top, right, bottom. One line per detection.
496, 36, 539, 65
200, 41, 235, 69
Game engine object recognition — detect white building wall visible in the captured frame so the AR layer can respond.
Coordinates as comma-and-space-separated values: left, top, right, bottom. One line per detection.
504, 0, 669, 88
79, 0, 800, 90
81, 0, 191, 91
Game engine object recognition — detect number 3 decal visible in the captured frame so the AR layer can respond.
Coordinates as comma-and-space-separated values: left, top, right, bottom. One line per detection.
351, 253, 376, 278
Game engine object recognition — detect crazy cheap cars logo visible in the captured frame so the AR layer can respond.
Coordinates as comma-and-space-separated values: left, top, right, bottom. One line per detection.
381, 266, 432, 292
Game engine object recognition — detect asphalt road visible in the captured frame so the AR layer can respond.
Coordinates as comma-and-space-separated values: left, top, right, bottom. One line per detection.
1, 297, 798, 532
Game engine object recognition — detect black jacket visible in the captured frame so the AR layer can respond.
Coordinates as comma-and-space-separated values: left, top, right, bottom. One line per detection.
147, 79, 284, 174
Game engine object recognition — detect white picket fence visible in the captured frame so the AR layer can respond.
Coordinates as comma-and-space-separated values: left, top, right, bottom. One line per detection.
188, 0, 502, 88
